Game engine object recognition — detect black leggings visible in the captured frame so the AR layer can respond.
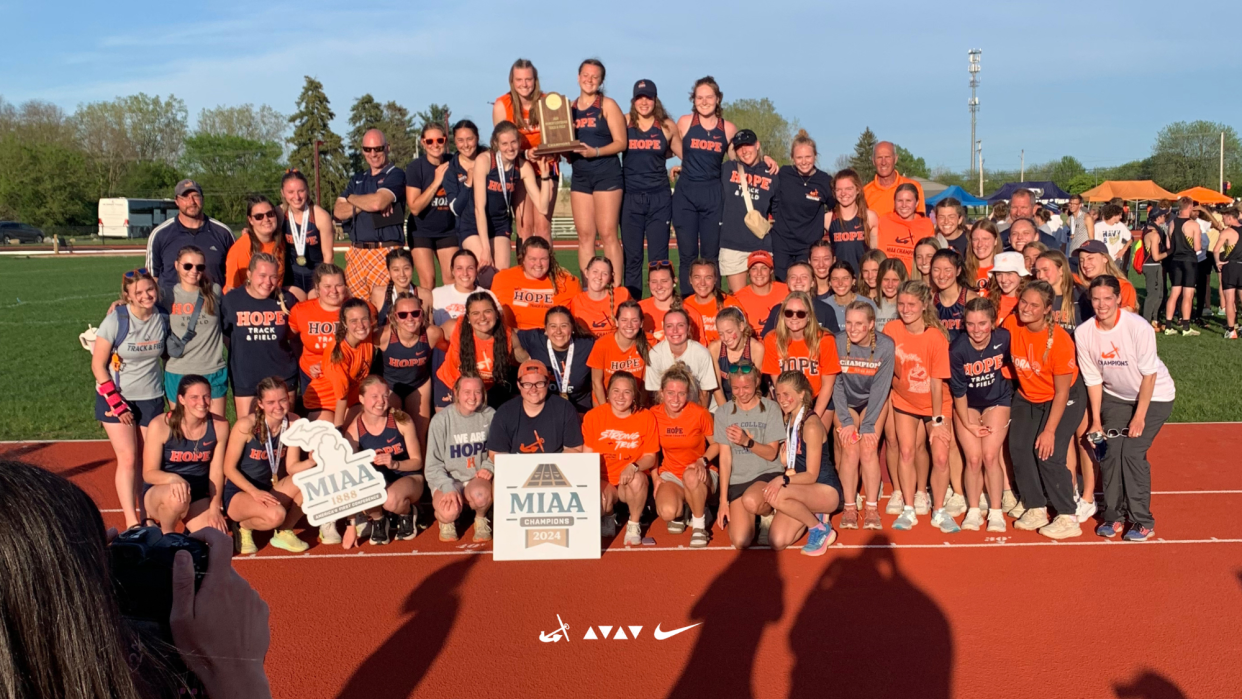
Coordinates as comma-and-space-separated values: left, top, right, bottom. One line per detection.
1008, 380, 1087, 515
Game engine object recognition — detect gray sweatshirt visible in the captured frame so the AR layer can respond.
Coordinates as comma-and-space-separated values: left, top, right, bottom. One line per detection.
833, 331, 895, 435
424, 404, 495, 494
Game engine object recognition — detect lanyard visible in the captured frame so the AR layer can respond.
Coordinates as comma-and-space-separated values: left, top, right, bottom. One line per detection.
288, 207, 310, 257
785, 407, 804, 473
265, 417, 287, 476
546, 340, 574, 397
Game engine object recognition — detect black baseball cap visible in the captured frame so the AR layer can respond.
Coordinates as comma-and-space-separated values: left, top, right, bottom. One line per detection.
1073, 240, 1109, 257
174, 179, 203, 197
632, 80, 657, 100
731, 129, 758, 148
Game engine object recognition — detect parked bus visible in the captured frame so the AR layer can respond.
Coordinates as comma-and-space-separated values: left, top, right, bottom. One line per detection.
98, 198, 178, 238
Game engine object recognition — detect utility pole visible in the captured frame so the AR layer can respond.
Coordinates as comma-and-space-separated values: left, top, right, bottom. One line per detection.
977, 140, 984, 197
1020, 149, 1025, 182
1221, 132, 1226, 193
969, 49, 981, 174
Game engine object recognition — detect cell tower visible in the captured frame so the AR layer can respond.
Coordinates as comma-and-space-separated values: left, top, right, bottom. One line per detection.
968, 49, 981, 173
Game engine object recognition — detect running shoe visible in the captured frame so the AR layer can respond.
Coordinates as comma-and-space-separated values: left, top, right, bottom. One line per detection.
1075, 499, 1098, 523
914, 490, 931, 515
354, 515, 371, 541
1123, 525, 1154, 542
892, 509, 918, 531
394, 513, 416, 541
962, 508, 984, 531
1014, 507, 1050, 531
1182, 327, 1201, 336
624, 520, 643, 546
1007, 500, 1027, 520
1217, 308, 1227, 317
1001, 489, 1018, 514
1039, 514, 1082, 540
1227, 329, 1239, 340
839, 507, 859, 530
1096, 520, 1123, 538
945, 492, 968, 517
979, 492, 990, 510
368, 516, 391, 546
855, 492, 865, 511
801, 525, 837, 556
270, 529, 309, 553
439, 521, 458, 542
601, 513, 618, 538
666, 507, 687, 535
863, 506, 883, 530
1164, 327, 1178, 336
472, 515, 492, 542
756, 513, 775, 546
236, 527, 257, 555
318, 521, 342, 545
931, 509, 961, 534
886, 491, 905, 515
986, 510, 1006, 532
689, 526, 709, 548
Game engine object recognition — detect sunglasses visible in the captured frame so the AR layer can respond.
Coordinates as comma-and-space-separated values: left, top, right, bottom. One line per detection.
648, 260, 673, 271
1106, 428, 1131, 438
124, 268, 150, 278
250, 210, 278, 221
519, 380, 548, 390
423, 137, 446, 145
783, 309, 808, 319
396, 310, 422, 320
362, 145, 386, 153
727, 363, 757, 374
181, 263, 206, 272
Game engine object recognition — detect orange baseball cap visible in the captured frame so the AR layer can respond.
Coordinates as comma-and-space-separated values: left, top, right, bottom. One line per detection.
747, 251, 774, 269
518, 359, 549, 381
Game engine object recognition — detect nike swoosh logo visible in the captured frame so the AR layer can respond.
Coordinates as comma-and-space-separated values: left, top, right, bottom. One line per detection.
653, 623, 701, 640
992, 344, 1002, 349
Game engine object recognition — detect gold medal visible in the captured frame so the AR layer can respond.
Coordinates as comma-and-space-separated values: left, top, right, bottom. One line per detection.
296, 255, 307, 267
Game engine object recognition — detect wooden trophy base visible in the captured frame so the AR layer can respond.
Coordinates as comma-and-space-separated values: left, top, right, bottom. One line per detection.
531, 140, 583, 157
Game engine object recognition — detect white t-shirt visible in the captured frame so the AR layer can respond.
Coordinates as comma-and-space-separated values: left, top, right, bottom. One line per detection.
431, 284, 498, 326
1095, 221, 1131, 259
1074, 309, 1176, 403
644, 340, 719, 393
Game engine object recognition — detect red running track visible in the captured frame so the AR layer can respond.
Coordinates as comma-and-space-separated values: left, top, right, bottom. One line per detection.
4, 423, 1240, 699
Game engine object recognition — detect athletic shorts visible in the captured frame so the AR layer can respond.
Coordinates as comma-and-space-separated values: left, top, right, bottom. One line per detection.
222, 476, 273, 514
96, 394, 165, 427
143, 472, 210, 504
409, 235, 457, 250
1167, 258, 1197, 288
659, 468, 719, 492
376, 466, 421, 486
164, 367, 228, 403
231, 370, 298, 399
726, 475, 777, 503
719, 247, 753, 276
570, 157, 623, 194
1222, 262, 1242, 290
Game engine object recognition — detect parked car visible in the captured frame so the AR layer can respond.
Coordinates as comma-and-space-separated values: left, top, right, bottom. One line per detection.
0, 221, 45, 244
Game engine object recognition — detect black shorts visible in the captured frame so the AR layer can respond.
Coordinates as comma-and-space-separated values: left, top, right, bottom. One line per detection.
377, 466, 420, 486
409, 234, 457, 250
222, 477, 273, 514
570, 157, 624, 194
726, 475, 776, 503
1222, 262, 1242, 290
391, 377, 429, 400
231, 371, 298, 399
1167, 258, 1197, 288
144, 472, 211, 504
95, 394, 165, 427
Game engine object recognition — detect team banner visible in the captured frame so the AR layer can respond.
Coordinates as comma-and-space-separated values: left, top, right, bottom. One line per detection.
283, 418, 387, 526
494, 454, 601, 561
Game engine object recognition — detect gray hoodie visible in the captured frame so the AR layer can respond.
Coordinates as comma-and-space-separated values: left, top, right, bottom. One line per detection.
833, 331, 895, 435
424, 404, 495, 494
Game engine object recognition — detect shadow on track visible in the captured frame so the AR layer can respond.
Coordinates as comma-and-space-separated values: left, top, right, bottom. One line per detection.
789, 533, 952, 698
334, 554, 479, 699
1114, 669, 1188, 699
666, 549, 784, 699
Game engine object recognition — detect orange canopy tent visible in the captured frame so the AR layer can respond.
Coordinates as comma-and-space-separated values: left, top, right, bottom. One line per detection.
1079, 180, 1177, 202
1176, 186, 1233, 205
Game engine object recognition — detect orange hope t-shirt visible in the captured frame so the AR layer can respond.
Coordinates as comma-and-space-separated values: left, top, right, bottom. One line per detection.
974, 264, 993, 294
582, 406, 659, 485
1002, 315, 1078, 403
681, 294, 743, 343
652, 401, 714, 480
876, 212, 934, 276
732, 282, 789, 335
288, 299, 339, 375
436, 323, 498, 389
568, 286, 632, 337
639, 297, 706, 345
303, 338, 374, 410
586, 333, 647, 384
224, 232, 282, 292
760, 332, 842, 396
996, 294, 1019, 326
882, 321, 952, 417
490, 267, 581, 330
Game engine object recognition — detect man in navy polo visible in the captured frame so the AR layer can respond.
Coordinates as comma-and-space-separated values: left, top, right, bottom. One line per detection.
334, 128, 407, 298
145, 179, 235, 289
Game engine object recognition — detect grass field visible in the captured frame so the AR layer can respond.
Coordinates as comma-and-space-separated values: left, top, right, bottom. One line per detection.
0, 251, 1236, 440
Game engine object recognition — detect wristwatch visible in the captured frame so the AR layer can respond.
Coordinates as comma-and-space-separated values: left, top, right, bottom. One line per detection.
931, 415, 946, 427
745, 437, 755, 449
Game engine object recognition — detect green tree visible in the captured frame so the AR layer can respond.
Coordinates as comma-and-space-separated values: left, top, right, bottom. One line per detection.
1066, 172, 1096, 196
288, 76, 347, 209
196, 104, 287, 144
1047, 156, 1086, 190
71, 93, 188, 195
379, 101, 417, 166
848, 127, 879, 182
1149, 121, 1240, 192
347, 94, 384, 172
181, 133, 284, 225
894, 144, 930, 179
416, 104, 453, 132
0, 135, 95, 226
722, 98, 797, 165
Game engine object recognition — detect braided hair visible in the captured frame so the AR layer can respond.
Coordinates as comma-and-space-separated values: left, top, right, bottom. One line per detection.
460, 291, 515, 388
358, 374, 412, 425
1022, 280, 1058, 364
843, 299, 877, 362
584, 256, 618, 324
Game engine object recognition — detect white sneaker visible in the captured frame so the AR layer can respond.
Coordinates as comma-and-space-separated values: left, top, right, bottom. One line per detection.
601, 513, 618, 538
1014, 507, 1050, 531
318, 521, 342, 545
1075, 499, 1098, 523
756, 513, 775, 546
979, 492, 990, 510
855, 492, 865, 510
914, 490, 931, 515
1039, 514, 1083, 540
1008, 500, 1027, 520
624, 520, 642, 546
1001, 489, 1018, 513
945, 493, 968, 517
886, 491, 905, 515
986, 510, 1006, 532
962, 508, 984, 531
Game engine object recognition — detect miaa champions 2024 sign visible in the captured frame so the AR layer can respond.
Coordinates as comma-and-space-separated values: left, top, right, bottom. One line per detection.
494, 454, 601, 561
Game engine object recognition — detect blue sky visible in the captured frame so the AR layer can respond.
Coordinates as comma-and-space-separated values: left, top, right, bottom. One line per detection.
5, 0, 1239, 174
